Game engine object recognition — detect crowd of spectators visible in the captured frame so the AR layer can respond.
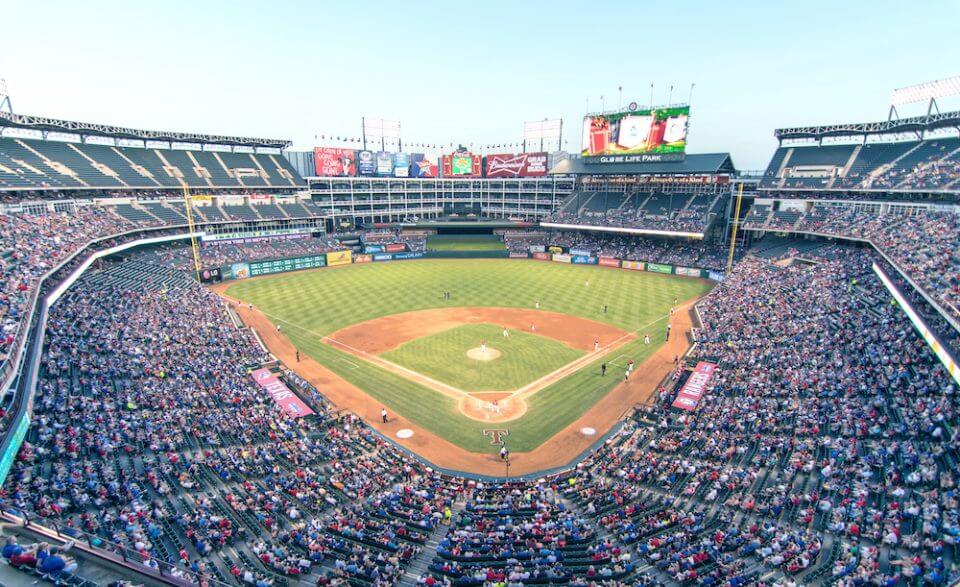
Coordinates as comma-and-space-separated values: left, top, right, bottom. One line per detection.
546, 208, 710, 234
537, 231, 736, 271
752, 205, 960, 322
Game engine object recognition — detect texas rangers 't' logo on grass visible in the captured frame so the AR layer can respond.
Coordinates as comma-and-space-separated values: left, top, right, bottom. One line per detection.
483, 429, 509, 446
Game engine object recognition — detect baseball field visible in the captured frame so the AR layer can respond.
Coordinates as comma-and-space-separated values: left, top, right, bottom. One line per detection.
222, 258, 712, 463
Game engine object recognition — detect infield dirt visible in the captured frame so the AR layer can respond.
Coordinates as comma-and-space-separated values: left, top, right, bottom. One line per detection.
213, 282, 698, 477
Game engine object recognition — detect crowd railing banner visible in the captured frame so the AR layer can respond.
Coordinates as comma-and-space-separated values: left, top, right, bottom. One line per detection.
672, 361, 717, 411
251, 368, 315, 418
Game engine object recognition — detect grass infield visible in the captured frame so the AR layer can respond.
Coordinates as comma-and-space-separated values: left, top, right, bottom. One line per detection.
226, 259, 712, 453
381, 323, 583, 392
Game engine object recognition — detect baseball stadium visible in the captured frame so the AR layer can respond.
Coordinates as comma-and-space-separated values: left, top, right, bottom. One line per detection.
0, 3, 958, 586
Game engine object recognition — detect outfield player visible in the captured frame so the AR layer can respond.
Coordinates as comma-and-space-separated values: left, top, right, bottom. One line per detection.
481, 339, 487, 353
502, 327, 509, 338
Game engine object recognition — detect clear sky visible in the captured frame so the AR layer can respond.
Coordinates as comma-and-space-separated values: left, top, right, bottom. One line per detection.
1, 0, 957, 169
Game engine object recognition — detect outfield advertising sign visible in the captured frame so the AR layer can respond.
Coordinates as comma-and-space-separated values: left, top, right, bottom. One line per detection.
385, 243, 406, 253
552, 254, 572, 263
326, 250, 353, 266
357, 150, 376, 176
529, 245, 545, 253
532, 252, 550, 260
675, 266, 700, 277
647, 263, 673, 274
598, 256, 620, 268
248, 255, 327, 277
393, 152, 410, 177
572, 255, 597, 265
485, 152, 548, 178
354, 254, 373, 264
376, 152, 394, 176
230, 262, 252, 279
547, 245, 566, 254
393, 251, 424, 260
374, 253, 393, 262
364, 244, 384, 253
569, 248, 592, 257
708, 270, 726, 282
622, 260, 646, 271
509, 252, 529, 259
314, 147, 356, 176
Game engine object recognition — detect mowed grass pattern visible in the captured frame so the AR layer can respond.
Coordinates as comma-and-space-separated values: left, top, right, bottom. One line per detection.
426, 235, 506, 251
382, 324, 583, 392
226, 259, 713, 453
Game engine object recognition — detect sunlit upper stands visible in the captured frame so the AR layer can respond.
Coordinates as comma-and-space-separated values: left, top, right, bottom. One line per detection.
0, 111, 304, 190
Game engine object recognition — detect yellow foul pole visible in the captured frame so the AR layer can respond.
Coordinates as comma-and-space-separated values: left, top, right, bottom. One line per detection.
726, 182, 744, 275
182, 185, 202, 282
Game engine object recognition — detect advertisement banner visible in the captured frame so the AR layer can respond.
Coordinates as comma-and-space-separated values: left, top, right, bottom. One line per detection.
192, 195, 213, 204
672, 362, 717, 412
326, 250, 353, 267
442, 152, 482, 177
200, 267, 222, 283
364, 244, 384, 253
252, 368, 315, 418
394, 251, 424, 260
647, 263, 673, 274
581, 105, 690, 160
529, 245, 546, 253
249, 193, 271, 202
393, 152, 410, 177
374, 253, 393, 262
230, 262, 251, 279
547, 245, 566, 254
572, 255, 597, 265
354, 254, 373, 264
675, 266, 700, 277
708, 270, 726, 282
357, 150, 376, 176
314, 147, 356, 177
598, 257, 621, 268
385, 243, 406, 253
485, 152, 549, 178
622, 260, 646, 271
409, 153, 438, 178
376, 152, 394, 176
552, 253, 572, 264
509, 252, 529, 259
569, 248, 592, 257
532, 252, 551, 260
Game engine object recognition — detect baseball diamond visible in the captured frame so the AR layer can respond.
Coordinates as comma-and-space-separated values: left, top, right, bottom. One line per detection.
220, 258, 711, 462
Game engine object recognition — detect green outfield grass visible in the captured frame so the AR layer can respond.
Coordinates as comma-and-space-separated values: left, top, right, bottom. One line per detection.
426, 234, 507, 251
225, 259, 713, 453
382, 323, 583, 392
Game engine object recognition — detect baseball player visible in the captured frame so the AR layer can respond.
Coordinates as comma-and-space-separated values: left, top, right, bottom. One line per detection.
503, 327, 509, 338
594, 339, 600, 352
481, 339, 487, 353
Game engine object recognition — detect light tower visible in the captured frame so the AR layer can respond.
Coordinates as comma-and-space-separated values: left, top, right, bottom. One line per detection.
0, 78, 13, 114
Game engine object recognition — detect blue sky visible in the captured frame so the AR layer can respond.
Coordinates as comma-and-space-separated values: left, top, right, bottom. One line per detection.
1, 0, 957, 169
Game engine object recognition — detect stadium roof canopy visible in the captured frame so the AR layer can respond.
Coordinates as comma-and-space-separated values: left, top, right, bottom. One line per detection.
0, 111, 292, 148
775, 110, 960, 142
549, 153, 735, 176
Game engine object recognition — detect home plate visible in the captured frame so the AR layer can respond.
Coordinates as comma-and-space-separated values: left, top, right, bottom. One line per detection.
581, 427, 596, 436
396, 429, 414, 439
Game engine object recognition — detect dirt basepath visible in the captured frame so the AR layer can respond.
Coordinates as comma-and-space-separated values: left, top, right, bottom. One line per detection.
328, 307, 630, 354
214, 287, 699, 477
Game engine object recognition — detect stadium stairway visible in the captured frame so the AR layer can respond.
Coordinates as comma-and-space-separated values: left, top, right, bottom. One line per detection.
398, 501, 465, 586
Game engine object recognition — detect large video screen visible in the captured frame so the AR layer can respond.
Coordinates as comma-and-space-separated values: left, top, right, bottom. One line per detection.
581, 105, 689, 162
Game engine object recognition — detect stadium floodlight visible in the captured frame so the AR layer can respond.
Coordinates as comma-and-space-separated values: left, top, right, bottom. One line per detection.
361, 117, 402, 151
522, 118, 563, 153
0, 78, 12, 114
891, 76, 960, 106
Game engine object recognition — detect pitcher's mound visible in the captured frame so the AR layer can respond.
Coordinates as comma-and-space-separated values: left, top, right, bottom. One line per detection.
466, 347, 501, 361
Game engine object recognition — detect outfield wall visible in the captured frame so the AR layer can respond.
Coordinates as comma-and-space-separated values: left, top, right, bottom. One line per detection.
218, 250, 721, 282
